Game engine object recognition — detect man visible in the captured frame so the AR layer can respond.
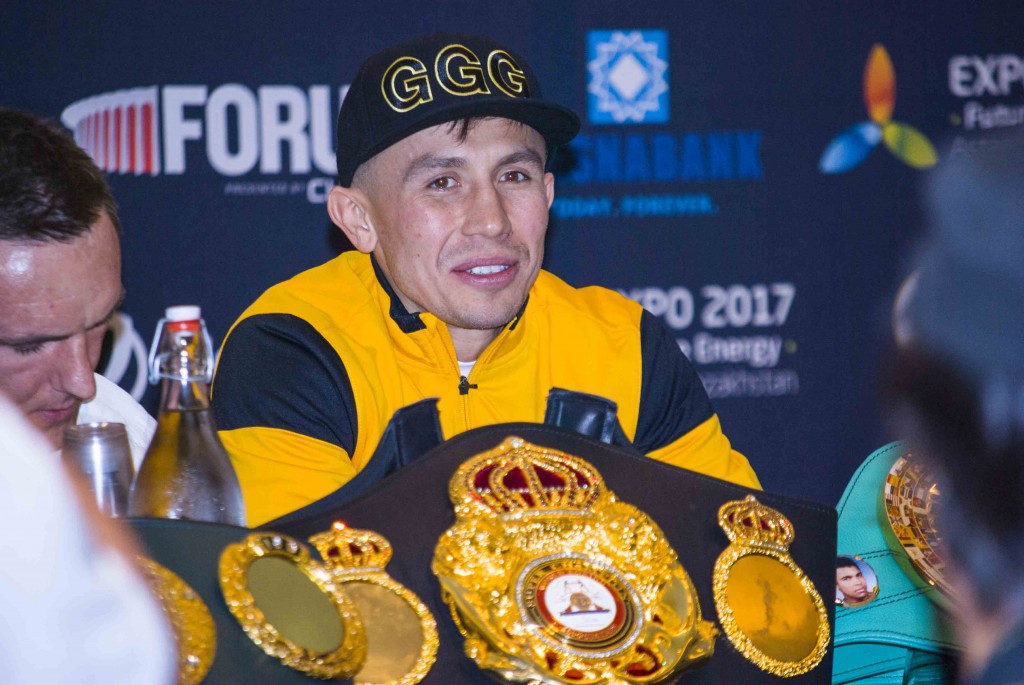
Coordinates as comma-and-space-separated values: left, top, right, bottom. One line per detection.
0, 108, 155, 465
213, 33, 759, 526
0, 106, 173, 684
884, 136, 1024, 684
836, 557, 871, 605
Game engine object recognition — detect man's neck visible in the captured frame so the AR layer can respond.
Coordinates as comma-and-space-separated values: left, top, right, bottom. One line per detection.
450, 325, 502, 363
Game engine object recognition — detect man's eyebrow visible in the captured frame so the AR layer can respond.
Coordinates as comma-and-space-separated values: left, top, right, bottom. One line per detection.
96, 288, 127, 328
401, 147, 546, 184
402, 154, 466, 183
0, 287, 125, 346
498, 149, 545, 169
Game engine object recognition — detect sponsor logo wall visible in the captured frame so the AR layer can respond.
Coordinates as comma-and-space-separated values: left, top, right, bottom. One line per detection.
4, 1, 1020, 505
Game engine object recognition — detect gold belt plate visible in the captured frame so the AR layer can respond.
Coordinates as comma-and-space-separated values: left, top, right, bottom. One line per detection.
433, 436, 716, 684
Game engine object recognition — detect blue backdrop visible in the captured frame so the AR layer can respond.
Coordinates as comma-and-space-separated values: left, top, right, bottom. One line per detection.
3, 0, 1021, 506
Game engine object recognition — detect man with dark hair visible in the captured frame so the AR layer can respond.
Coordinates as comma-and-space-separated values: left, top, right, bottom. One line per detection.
884, 136, 1024, 684
836, 557, 870, 604
0, 107, 154, 463
212, 33, 760, 526
0, 107, 173, 685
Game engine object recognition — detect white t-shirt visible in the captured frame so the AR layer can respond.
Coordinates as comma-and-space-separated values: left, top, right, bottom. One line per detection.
78, 372, 157, 469
0, 394, 175, 685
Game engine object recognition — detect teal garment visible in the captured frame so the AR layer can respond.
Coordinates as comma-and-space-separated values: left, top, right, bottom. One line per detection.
833, 644, 948, 684
832, 441, 959, 684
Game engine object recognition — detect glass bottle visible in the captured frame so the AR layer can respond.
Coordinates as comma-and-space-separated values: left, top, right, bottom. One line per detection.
128, 305, 246, 525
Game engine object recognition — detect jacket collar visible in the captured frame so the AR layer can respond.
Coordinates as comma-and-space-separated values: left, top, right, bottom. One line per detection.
370, 254, 426, 333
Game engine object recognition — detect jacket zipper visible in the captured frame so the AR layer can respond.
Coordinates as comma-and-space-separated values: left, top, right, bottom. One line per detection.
453, 314, 517, 430
458, 376, 478, 395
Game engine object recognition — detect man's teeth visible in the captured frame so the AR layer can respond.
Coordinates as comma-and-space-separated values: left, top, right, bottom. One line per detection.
467, 265, 509, 275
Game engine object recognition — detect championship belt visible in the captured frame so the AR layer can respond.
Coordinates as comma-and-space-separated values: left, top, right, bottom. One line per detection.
432, 436, 716, 684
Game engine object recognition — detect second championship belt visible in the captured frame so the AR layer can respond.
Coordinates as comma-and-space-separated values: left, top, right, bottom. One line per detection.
432, 436, 716, 684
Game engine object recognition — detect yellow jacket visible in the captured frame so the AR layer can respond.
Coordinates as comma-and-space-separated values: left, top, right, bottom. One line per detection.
213, 252, 759, 525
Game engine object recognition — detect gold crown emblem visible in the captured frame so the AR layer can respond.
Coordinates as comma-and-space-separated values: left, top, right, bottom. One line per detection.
449, 436, 607, 518
309, 522, 393, 570
717, 496, 795, 550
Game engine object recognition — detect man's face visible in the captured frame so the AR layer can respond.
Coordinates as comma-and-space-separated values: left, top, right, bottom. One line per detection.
354, 117, 554, 346
836, 565, 869, 601
0, 212, 122, 448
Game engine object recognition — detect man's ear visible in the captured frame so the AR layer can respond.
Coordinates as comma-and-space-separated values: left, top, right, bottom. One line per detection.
327, 186, 377, 253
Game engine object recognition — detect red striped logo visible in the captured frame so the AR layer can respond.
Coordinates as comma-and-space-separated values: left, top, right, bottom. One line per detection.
62, 88, 160, 175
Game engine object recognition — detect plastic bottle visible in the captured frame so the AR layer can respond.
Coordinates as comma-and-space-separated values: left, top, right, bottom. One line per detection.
128, 305, 246, 525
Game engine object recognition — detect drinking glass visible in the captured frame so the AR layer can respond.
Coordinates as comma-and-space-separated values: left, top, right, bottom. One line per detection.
62, 422, 135, 517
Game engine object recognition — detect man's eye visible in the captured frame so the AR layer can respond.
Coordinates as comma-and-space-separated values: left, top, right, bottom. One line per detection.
14, 342, 44, 356
429, 176, 456, 190
502, 170, 528, 182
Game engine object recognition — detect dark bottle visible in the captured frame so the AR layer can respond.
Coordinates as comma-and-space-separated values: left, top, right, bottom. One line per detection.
128, 305, 246, 525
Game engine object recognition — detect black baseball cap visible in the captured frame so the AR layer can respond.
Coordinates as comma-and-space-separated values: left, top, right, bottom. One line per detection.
335, 32, 580, 186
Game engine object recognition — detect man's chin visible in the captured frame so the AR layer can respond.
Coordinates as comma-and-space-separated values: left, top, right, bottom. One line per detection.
450, 296, 529, 331
451, 314, 521, 333
31, 408, 80, 450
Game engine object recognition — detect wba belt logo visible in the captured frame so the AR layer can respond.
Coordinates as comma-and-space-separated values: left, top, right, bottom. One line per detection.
61, 84, 347, 177
382, 44, 529, 113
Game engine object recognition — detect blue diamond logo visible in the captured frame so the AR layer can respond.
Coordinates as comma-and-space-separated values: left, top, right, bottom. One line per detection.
587, 30, 669, 124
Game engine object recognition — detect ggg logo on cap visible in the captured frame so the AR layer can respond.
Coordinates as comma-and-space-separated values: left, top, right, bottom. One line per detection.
381, 44, 529, 113
819, 44, 938, 173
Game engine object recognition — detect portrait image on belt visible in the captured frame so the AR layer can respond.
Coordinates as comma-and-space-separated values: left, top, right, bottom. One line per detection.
211, 32, 761, 527
835, 555, 879, 608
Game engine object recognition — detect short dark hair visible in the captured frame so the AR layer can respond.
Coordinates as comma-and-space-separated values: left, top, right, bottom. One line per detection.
0, 107, 120, 242
836, 557, 860, 572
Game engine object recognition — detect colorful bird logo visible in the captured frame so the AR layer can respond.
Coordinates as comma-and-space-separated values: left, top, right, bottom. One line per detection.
819, 44, 938, 173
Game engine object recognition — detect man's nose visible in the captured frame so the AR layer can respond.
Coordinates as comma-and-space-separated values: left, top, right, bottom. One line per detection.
463, 184, 512, 237
56, 336, 98, 401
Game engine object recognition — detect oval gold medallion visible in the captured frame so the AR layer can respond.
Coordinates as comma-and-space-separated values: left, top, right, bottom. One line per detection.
309, 522, 438, 685
138, 556, 216, 685
726, 555, 821, 662
713, 496, 829, 677
218, 532, 367, 680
